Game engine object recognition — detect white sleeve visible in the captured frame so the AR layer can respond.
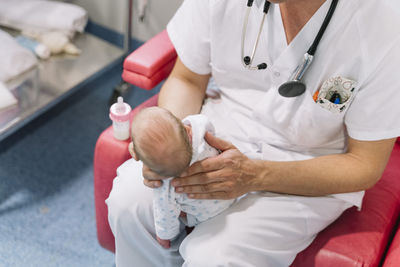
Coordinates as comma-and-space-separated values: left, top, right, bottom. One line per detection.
152, 179, 181, 240
166, 0, 211, 75
344, 39, 400, 141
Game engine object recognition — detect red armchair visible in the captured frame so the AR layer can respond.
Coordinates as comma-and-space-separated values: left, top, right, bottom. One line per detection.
383, 226, 400, 267
94, 30, 400, 266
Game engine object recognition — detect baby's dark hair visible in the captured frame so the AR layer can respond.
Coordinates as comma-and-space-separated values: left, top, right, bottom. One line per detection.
131, 107, 192, 178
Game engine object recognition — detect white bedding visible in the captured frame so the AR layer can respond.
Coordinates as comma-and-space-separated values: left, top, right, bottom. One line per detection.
0, 0, 88, 38
0, 29, 37, 83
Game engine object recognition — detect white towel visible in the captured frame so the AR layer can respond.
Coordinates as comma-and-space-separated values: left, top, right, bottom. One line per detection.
0, 29, 37, 83
0, 0, 88, 38
0, 82, 18, 112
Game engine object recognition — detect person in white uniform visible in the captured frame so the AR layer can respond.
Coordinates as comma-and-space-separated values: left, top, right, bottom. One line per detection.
129, 107, 234, 249
106, 0, 400, 266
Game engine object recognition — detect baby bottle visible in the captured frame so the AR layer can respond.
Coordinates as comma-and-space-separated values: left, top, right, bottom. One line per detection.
109, 96, 132, 140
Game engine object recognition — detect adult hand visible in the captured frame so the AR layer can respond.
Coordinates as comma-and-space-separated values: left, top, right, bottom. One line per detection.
171, 132, 259, 199
128, 142, 165, 188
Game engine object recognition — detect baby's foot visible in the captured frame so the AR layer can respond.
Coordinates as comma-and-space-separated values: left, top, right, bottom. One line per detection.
156, 236, 171, 249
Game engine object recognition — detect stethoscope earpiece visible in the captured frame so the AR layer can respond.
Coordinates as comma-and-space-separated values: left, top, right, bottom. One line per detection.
241, 1, 270, 70
257, 63, 267, 70
243, 56, 267, 69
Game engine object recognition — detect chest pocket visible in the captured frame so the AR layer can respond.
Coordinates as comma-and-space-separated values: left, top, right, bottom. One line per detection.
293, 92, 346, 148
294, 77, 358, 148
252, 86, 348, 150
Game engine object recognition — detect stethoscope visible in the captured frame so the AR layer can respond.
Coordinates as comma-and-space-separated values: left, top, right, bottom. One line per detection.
241, 0, 339, 97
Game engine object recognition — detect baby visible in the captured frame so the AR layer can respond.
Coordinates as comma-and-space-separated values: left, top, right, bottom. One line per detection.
130, 107, 234, 248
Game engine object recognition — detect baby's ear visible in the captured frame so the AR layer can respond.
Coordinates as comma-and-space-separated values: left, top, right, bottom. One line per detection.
128, 142, 139, 161
184, 125, 193, 143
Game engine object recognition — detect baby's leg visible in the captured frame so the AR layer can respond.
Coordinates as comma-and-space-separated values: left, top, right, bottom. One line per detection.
153, 179, 182, 248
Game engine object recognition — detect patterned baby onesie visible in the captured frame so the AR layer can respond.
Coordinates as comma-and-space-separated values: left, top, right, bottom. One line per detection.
152, 114, 234, 240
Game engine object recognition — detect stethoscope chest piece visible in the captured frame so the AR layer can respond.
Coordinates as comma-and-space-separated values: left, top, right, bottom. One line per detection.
278, 52, 313, 97
278, 81, 306, 97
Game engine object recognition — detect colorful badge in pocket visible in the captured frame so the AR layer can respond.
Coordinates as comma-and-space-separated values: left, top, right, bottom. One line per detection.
314, 76, 357, 113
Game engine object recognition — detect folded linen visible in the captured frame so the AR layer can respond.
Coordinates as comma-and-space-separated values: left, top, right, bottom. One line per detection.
0, 82, 18, 112
0, 0, 88, 38
0, 29, 37, 83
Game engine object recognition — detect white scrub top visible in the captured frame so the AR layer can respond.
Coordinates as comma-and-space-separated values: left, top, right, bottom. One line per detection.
166, 0, 400, 208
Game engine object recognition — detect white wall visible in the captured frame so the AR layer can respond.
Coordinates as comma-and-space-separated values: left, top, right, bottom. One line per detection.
69, 0, 182, 41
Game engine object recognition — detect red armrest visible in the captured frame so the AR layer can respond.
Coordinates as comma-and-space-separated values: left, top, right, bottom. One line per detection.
122, 30, 177, 90
383, 225, 400, 267
291, 143, 400, 267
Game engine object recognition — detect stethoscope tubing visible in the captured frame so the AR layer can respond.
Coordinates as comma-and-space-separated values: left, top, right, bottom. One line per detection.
241, 0, 339, 97
308, 0, 339, 56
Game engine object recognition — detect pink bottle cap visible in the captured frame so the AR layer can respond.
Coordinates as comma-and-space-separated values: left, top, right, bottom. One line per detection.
109, 97, 131, 122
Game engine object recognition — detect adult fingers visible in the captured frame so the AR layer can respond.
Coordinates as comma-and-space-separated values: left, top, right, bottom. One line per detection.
204, 132, 235, 152
175, 181, 228, 194
180, 155, 224, 177
187, 191, 231, 200
172, 169, 225, 187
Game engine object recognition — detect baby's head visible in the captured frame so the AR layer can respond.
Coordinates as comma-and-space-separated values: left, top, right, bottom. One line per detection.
131, 107, 192, 178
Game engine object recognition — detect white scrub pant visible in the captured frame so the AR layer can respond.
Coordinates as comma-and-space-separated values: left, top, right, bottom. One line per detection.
106, 160, 353, 267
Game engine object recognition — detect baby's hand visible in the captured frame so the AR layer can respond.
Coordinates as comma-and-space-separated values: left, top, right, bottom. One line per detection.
156, 236, 171, 249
